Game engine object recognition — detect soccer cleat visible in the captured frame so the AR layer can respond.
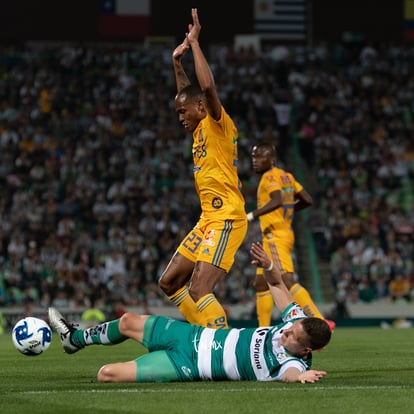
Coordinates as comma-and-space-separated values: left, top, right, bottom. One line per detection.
48, 307, 83, 354
325, 319, 336, 332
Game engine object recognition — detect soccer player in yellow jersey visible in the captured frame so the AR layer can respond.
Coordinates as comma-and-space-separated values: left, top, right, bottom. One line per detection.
158, 9, 247, 329
247, 142, 335, 331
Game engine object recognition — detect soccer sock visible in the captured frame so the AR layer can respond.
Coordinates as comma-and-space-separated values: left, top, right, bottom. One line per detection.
168, 285, 200, 325
196, 293, 228, 329
72, 320, 127, 347
289, 283, 324, 319
256, 290, 274, 326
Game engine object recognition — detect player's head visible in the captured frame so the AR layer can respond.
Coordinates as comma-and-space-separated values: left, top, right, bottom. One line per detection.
251, 142, 276, 173
280, 318, 332, 357
175, 84, 207, 132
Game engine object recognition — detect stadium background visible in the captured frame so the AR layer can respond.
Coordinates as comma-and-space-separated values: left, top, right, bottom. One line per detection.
0, 0, 413, 330
0, 0, 408, 44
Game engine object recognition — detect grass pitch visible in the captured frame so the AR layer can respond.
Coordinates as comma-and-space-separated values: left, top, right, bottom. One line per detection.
1, 326, 413, 414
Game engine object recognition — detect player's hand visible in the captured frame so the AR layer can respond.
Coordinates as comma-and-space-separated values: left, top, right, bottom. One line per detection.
250, 242, 272, 269
187, 8, 201, 45
173, 39, 190, 60
298, 370, 327, 384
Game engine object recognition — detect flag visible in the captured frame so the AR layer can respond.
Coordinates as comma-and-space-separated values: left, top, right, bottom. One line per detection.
99, 0, 150, 38
254, 0, 306, 40
404, 0, 414, 41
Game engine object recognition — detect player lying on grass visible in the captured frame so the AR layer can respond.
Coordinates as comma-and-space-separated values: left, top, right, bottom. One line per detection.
48, 242, 331, 383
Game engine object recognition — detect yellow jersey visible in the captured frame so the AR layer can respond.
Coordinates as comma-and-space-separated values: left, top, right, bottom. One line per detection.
192, 107, 246, 219
257, 166, 303, 240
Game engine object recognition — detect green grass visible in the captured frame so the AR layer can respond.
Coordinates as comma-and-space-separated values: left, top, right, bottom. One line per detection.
1, 327, 413, 414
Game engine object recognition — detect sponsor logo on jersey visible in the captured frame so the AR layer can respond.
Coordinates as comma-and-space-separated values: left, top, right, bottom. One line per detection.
280, 175, 292, 184
253, 337, 263, 369
251, 328, 269, 372
201, 248, 210, 255
212, 197, 223, 209
286, 304, 306, 320
211, 340, 223, 350
197, 129, 204, 143
202, 229, 216, 246
290, 308, 298, 318
194, 144, 206, 159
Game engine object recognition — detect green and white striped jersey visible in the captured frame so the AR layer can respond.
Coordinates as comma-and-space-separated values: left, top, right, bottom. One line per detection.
194, 303, 311, 381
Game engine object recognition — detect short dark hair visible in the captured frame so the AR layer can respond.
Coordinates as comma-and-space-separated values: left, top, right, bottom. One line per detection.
253, 141, 276, 157
301, 318, 332, 350
176, 84, 204, 102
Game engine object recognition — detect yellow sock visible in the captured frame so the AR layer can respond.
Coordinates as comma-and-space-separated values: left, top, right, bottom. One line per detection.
196, 293, 228, 329
256, 290, 274, 326
289, 283, 324, 319
168, 286, 203, 325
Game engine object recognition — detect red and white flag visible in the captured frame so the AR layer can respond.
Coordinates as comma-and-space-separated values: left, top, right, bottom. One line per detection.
99, 0, 151, 38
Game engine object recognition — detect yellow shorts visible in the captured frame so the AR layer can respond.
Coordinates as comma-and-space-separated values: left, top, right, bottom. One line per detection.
256, 235, 294, 276
177, 216, 247, 273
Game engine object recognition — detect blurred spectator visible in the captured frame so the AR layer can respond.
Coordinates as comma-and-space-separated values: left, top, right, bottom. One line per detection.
357, 275, 377, 304
388, 273, 411, 303
104, 249, 126, 282
0, 40, 413, 314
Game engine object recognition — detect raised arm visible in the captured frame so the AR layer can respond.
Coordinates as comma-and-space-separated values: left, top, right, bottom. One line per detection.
186, 8, 222, 120
251, 242, 328, 384
250, 242, 293, 312
172, 39, 191, 92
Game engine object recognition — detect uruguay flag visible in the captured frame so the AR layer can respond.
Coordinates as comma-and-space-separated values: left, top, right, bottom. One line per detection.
99, 0, 151, 38
254, 0, 306, 40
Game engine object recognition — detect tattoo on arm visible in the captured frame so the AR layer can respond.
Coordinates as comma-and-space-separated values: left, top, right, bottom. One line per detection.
176, 69, 191, 91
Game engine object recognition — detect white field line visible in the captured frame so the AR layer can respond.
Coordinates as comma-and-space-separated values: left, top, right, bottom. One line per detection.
21, 384, 413, 394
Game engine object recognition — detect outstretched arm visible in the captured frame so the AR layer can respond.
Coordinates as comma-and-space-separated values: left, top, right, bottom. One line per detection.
282, 367, 327, 383
186, 8, 222, 120
250, 242, 293, 312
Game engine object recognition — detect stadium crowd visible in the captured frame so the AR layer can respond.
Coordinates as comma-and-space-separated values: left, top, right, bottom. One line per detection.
0, 40, 413, 325
299, 43, 414, 305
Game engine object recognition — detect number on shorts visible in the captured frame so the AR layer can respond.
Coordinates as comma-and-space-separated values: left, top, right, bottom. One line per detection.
183, 231, 203, 253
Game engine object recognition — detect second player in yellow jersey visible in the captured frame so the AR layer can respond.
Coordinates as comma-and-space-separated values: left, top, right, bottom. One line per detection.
247, 142, 334, 332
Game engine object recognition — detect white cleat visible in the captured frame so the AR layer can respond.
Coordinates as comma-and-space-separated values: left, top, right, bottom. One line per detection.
48, 307, 83, 354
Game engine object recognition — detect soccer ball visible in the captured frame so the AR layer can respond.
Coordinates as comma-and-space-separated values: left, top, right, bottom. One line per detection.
12, 317, 52, 356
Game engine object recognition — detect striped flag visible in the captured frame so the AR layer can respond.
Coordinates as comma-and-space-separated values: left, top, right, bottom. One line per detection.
254, 0, 306, 40
99, 0, 151, 38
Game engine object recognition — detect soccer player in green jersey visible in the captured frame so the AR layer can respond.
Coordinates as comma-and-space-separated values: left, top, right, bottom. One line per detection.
49, 242, 331, 384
